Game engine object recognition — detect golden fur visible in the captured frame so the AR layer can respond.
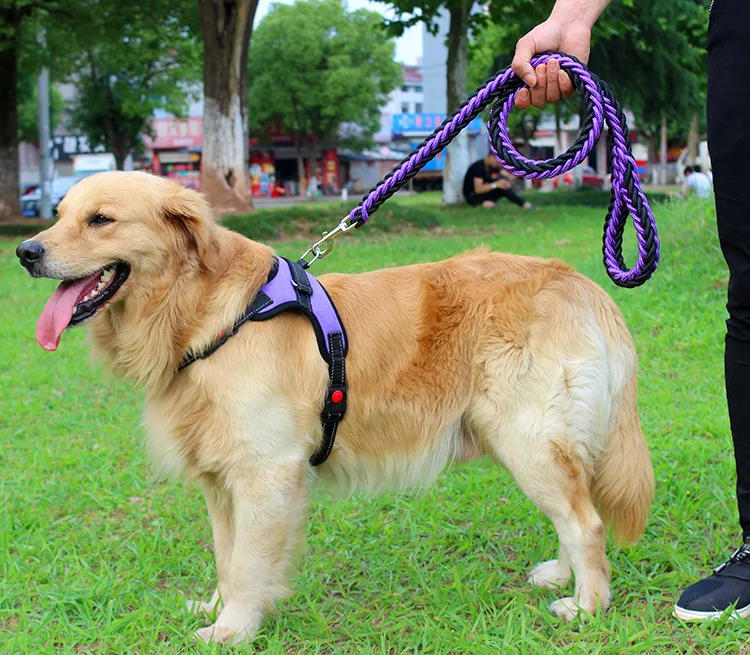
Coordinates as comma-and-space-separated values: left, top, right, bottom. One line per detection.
24, 171, 653, 643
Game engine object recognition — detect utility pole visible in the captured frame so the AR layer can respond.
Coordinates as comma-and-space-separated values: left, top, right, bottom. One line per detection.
37, 31, 51, 219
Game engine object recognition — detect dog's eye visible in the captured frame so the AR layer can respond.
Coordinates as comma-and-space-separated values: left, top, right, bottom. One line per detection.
89, 214, 114, 227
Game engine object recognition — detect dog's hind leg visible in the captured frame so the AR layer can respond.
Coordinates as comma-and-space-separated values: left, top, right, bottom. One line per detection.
488, 431, 609, 620
195, 462, 309, 645
186, 481, 234, 618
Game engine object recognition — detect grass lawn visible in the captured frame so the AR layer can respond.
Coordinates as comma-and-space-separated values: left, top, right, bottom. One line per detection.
1, 191, 745, 654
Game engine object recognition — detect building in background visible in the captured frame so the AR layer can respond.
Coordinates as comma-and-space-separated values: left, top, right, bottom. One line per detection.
19, 82, 122, 190
422, 12, 488, 169
373, 64, 424, 149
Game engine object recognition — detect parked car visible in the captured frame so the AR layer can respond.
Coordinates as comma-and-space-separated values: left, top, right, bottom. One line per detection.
21, 175, 91, 218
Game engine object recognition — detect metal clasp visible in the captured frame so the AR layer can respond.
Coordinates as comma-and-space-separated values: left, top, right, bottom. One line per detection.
299, 216, 358, 269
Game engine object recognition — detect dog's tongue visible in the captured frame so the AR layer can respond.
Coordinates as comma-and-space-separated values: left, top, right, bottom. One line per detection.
36, 274, 98, 351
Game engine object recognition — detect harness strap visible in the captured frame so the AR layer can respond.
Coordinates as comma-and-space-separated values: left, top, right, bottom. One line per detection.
177, 257, 348, 466
311, 332, 346, 466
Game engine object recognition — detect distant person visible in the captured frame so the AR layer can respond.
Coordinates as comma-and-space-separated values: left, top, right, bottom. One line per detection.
463, 155, 534, 209
683, 166, 713, 199
695, 164, 714, 186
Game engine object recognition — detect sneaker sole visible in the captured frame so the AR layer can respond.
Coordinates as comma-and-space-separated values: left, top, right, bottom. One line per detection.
673, 603, 750, 621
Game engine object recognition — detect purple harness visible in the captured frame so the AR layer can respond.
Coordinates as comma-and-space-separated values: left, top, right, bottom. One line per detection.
179, 257, 347, 466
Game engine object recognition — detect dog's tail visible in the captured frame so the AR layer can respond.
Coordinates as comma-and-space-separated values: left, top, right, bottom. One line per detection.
592, 355, 654, 544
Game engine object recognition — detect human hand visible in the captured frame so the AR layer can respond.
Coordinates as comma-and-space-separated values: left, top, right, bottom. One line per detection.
497, 180, 512, 191
511, 19, 592, 109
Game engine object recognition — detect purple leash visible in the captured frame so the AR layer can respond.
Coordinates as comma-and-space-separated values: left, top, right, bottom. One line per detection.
300, 52, 659, 288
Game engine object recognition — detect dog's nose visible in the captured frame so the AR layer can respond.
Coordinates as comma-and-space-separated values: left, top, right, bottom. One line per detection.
16, 240, 45, 269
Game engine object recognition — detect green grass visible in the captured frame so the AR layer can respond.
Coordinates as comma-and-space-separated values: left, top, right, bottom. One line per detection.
0, 192, 745, 653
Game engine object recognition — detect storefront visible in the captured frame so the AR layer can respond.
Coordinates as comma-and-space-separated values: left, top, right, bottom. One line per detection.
249, 137, 340, 197
145, 117, 203, 190
154, 151, 201, 190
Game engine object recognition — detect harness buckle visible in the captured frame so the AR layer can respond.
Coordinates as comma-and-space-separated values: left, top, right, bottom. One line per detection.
322, 384, 347, 419
299, 217, 356, 269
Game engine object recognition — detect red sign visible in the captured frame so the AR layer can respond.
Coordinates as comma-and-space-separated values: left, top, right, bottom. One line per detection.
145, 117, 203, 149
322, 148, 339, 192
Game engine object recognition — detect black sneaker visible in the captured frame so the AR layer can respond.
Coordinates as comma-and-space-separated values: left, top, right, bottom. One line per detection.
674, 543, 750, 621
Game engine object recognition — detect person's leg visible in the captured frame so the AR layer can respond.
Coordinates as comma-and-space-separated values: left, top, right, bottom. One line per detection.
507, 188, 535, 209
467, 189, 504, 208
708, 0, 750, 540
675, 0, 750, 621
500, 188, 526, 207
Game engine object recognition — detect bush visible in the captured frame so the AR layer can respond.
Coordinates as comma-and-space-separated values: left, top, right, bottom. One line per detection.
222, 200, 442, 241
0, 222, 49, 238
528, 188, 671, 208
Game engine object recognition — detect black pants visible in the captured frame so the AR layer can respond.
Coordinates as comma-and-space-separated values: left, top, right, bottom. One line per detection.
465, 187, 526, 207
708, 0, 750, 539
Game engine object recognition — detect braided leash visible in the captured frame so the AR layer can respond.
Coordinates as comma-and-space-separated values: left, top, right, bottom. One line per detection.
300, 52, 659, 288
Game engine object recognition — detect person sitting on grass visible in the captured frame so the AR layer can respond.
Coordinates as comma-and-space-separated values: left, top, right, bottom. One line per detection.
683, 165, 713, 200
462, 155, 534, 209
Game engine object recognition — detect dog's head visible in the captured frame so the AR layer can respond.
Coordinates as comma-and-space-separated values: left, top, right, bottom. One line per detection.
17, 171, 215, 351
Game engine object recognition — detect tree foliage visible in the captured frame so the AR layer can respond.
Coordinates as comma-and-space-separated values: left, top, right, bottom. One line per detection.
64, 0, 201, 169
248, 0, 402, 156
589, 0, 707, 137
470, 0, 708, 143
385, 0, 482, 205
0, 0, 83, 219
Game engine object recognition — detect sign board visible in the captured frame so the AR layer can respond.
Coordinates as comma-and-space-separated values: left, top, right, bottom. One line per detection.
393, 113, 484, 137
73, 153, 116, 174
411, 141, 444, 172
51, 134, 106, 161
146, 117, 203, 149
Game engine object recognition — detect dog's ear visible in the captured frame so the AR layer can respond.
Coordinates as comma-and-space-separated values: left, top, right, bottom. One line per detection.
161, 187, 215, 261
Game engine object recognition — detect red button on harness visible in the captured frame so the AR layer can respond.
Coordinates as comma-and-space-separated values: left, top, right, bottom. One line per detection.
331, 390, 344, 404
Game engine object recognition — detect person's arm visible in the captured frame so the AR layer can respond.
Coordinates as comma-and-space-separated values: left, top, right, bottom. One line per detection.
512, 0, 612, 109
474, 177, 511, 195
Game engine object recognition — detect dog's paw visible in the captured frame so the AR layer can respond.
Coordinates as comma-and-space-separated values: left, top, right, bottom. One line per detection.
549, 597, 586, 621
195, 602, 261, 645
528, 560, 572, 589
195, 622, 255, 645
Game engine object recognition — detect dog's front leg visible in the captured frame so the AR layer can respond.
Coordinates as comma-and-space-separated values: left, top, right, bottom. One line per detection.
195, 461, 309, 645
186, 482, 234, 618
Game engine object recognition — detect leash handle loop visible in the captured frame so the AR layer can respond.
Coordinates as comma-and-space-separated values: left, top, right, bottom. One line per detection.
341, 52, 659, 288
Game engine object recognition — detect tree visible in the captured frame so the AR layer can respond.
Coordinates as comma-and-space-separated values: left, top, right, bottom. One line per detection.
248, 0, 402, 196
66, 0, 202, 170
0, 1, 69, 220
0, 0, 201, 219
197, 0, 257, 215
387, 0, 481, 206
588, 0, 707, 181
16, 70, 64, 143
474, 0, 707, 181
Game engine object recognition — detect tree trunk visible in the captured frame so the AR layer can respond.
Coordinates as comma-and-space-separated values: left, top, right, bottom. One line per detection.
686, 112, 700, 166
0, 20, 21, 222
198, 0, 258, 215
307, 142, 319, 200
293, 133, 306, 197
442, 0, 471, 206
659, 113, 668, 186
111, 144, 128, 171
648, 134, 658, 185
554, 104, 563, 155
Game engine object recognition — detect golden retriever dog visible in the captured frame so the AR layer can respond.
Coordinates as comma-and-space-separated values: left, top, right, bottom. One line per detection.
17, 171, 653, 644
